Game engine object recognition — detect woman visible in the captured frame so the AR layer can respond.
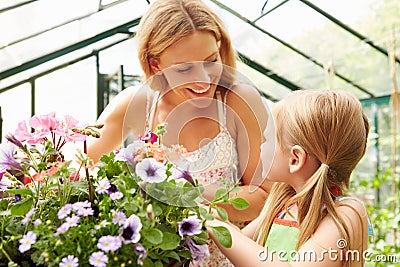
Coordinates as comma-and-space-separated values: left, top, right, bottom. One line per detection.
88, 0, 272, 265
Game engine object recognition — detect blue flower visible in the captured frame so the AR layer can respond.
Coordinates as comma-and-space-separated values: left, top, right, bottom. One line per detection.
178, 216, 203, 238
185, 238, 210, 265
94, 178, 110, 194
112, 211, 126, 226
119, 214, 142, 244
135, 158, 167, 183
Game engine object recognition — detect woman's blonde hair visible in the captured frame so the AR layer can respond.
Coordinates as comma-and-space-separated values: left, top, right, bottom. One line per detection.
136, 0, 236, 81
256, 90, 370, 266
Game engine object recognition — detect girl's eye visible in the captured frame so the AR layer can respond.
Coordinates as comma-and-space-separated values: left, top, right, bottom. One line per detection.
176, 67, 192, 73
175, 64, 192, 73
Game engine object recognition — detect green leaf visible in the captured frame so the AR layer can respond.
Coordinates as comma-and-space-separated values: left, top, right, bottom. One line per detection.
230, 197, 249, 210
6, 188, 33, 196
154, 261, 163, 267
216, 206, 228, 221
209, 226, 232, 248
10, 197, 34, 216
158, 232, 180, 250
162, 250, 181, 261
214, 188, 228, 201
199, 207, 214, 220
144, 228, 163, 245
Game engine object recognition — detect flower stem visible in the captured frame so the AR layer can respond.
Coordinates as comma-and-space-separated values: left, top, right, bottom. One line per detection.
83, 140, 93, 205
0, 242, 13, 263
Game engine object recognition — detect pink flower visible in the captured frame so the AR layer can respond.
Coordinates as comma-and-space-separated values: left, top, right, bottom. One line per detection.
139, 130, 158, 144
14, 121, 32, 142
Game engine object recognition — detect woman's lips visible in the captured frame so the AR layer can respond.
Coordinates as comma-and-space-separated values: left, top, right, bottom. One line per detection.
188, 85, 211, 95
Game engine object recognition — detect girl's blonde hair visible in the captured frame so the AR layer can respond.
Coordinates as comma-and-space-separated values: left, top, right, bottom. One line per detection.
256, 90, 370, 265
136, 0, 236, 81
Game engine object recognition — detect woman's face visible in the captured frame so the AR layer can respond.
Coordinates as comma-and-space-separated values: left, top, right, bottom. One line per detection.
156, 31, 223, 107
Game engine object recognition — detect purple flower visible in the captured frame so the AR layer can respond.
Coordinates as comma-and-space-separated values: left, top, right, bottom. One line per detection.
65, 215, 80, 228
57, 204, 73, 219
112, 211, 127, 226
77, 207, 94, 217
171, 167, 195, 186
134, 243, 147, 265
0, 176, 13, 191
59, 255, 78, 267
0, 142, 22, 173
119, 214, 142, 244
72, 200, 91, 211
114, 141, 146, 166
21, 208, 35, 225
5, 134, 23, 148
89, 251, 108, 267
185, 238, 210, 264
178, 216, 203, 238
55, 223, 69, 236
94, 178, 111, 194
110, 191, 123, 200
19, 231, 37, 253
97, 235, 122, 252
135, 158, 167, 183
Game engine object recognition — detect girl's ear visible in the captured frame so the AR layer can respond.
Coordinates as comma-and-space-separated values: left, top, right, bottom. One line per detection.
289, 145, 307, 173
149, 57, 160, 74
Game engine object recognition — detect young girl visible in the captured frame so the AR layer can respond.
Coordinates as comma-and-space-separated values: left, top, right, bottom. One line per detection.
208, 90, 371, 267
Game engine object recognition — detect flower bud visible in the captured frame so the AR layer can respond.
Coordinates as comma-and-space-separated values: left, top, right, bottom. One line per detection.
146, 204, 154, 220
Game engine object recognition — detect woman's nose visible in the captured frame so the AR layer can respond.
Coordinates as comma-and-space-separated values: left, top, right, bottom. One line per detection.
192, 63, 211, 83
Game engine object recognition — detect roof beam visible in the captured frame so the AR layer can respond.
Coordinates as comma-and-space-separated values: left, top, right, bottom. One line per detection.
209, 0, 375, 98
299, 0, 400, 64
238, 51, 301, 99
0, 18, 140, 81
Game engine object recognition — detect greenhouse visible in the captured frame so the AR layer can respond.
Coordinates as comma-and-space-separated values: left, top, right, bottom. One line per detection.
0, 0, 399, 266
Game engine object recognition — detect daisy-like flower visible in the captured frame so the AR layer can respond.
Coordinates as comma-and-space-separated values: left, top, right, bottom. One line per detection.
21, 208, 36, 225
19, 231, 37, 253
178, 216, 203, 238
95, 220, 109, 230
59, 255, 78, 267
110, 191, 123, 200
89, 251, 108, 267
33, 219, 42, 226
112, 211, 126, 226
57, 204, 73, 220
54, 223, 69, 236
97, 235, 122, 252
119, 214, 142, 244
72, 200, 91, 211
94, 178, 111, 194
65, 215, 80, 228
185, 238, 210, 264
135, 158, 167, 183
77, 207, 94, 217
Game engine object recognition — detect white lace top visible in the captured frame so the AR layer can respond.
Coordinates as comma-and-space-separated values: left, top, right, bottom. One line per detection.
146, 89, 239, 185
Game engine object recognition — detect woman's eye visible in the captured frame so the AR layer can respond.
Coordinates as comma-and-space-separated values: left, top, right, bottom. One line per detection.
176, 67, 192, 73
204, 58, 218, 66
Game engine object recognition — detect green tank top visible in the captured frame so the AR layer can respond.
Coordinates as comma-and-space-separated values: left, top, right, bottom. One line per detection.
264, 197, 374, 263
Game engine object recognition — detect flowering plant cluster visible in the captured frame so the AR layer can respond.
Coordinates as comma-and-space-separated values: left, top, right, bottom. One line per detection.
0, 113, 248, 267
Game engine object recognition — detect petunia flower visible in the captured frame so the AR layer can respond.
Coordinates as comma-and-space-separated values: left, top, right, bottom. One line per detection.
171, 167, 195, 186
178, 216, 203, 238
119, 214, 142, 244
19, 231, 37, 253
0, 175, 13, 191
59, 255, 78, 267
114, 140, 146, 166
89, 251, 108, 267
134, 243, 147, 266
135, 158, 167, 183
0, 142, 23, 173
185, 238, 210, 264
